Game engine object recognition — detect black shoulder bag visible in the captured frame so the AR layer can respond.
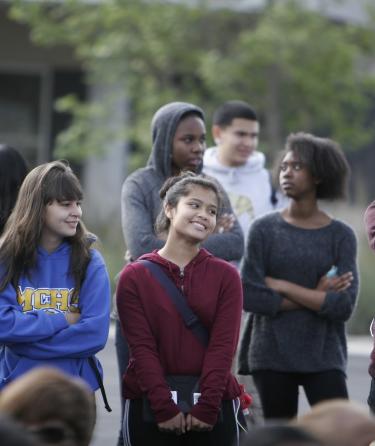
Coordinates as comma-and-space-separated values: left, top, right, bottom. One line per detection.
139, 260, 222, 423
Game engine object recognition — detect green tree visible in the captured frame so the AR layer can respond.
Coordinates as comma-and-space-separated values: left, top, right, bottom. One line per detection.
8, 0, 375, 166
200, 1, 375, 154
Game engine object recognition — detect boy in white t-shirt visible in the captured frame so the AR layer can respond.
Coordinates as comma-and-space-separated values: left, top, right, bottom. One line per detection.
203, 100, 280, 246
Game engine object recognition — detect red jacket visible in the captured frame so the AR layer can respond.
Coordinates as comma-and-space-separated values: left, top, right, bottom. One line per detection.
116, 248, 242, 425
364, 201, 375, 377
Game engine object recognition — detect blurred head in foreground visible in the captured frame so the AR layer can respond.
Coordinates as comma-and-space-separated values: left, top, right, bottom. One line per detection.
0, 367, 96, 446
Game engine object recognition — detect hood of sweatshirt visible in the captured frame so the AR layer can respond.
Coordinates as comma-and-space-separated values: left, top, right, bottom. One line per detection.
203, 146, 266, 180
36, 240, 71, 258
139, 248, 212, 275
146, 102, 205, 179
137, 248, 213, 301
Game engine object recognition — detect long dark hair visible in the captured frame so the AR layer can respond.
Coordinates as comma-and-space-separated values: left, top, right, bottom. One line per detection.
0, 145, 28, 234
0, 160, 91, 297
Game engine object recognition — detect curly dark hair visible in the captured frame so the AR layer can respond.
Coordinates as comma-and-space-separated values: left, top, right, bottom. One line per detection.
275, 132, 350, 200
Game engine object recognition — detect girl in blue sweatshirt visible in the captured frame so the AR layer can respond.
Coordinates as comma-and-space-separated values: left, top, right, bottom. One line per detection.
0, 160, 110, 392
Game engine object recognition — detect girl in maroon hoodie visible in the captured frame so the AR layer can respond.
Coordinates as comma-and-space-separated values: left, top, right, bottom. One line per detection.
117, 172, 245, 446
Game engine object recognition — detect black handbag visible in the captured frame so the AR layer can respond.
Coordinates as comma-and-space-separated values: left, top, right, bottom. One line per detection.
142, 375, 200, 422
139, 260, 223, 423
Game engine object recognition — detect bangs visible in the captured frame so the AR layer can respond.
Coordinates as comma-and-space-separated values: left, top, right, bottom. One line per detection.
44, 171, 83, 204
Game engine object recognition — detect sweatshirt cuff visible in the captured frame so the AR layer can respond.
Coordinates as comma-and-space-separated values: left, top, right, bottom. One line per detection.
154, 404, 180, 424
190, 403, 220, 426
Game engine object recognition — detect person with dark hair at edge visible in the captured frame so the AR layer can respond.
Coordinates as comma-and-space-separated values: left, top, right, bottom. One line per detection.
113, 101, 244, 445
363, 198, 375, 414
0, 144, 28, 235
241, 132, 358, 419
0, 161, 110, 395
117, 172, 246, 446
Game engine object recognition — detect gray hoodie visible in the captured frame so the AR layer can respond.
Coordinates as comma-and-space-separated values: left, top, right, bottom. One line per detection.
121, 102, 244, 261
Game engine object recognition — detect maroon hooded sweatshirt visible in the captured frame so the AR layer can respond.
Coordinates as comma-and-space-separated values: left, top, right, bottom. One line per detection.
116, 248, 242, 425
364, 201, 375, 377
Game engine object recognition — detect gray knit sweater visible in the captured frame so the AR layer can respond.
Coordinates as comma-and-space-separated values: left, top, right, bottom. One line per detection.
240, 212, 359, 374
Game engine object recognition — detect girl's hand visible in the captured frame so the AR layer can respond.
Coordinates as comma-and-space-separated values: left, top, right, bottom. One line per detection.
317, 272, 353, 293
265, 276, 283, 293
157, 412, 186, 435
215, 213, 235, 233
186, 414, 213, 432
65, 311, 80, 325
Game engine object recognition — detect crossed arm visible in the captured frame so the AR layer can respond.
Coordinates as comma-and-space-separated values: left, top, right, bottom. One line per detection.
266, 271, 353, 312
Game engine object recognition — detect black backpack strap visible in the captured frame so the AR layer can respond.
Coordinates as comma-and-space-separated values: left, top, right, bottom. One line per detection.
268, 169, 278, 207
88, 357, 112, 412
139, 260, 209, 347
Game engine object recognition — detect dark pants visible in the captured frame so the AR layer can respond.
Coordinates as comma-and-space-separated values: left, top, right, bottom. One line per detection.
122, 398, 246, 446
253, 369, 348, 420
115, 319, 130, 446
368, 377, 375, 413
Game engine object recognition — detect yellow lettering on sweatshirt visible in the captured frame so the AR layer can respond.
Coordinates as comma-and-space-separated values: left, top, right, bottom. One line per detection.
17, 287, 75, 313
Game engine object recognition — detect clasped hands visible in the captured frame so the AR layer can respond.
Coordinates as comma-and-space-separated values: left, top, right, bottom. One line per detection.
157, 412, 213, 435
215, 213, 235, 234
316, 271, 353, 293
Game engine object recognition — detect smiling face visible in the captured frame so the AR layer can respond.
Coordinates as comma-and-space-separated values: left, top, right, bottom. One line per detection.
213, 118, 259, 167
165, 185, 218, 244
279, 150, 318, 200
41, 199, 82, 251
171, 114, 206, 174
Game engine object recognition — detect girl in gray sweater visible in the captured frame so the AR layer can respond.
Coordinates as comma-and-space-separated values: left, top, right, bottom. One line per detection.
241, 132, 358, 419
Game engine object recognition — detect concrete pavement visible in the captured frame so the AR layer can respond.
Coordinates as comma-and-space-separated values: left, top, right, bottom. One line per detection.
90, 326, 374, 445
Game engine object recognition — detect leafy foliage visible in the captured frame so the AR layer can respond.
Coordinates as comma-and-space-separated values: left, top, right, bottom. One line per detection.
8, 0, 375, 166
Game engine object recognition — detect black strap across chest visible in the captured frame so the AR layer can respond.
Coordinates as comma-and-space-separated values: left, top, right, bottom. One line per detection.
139, 260, 209, 347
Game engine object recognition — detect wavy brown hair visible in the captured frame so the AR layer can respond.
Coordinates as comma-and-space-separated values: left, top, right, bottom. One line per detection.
155, 171, 222, 234
0, 160, 91, 297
